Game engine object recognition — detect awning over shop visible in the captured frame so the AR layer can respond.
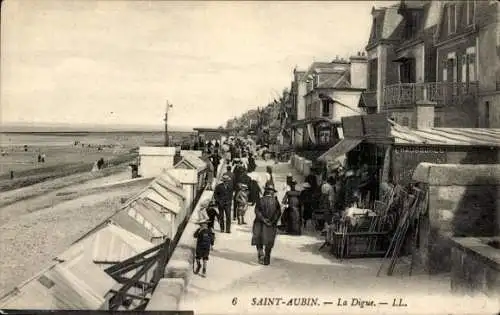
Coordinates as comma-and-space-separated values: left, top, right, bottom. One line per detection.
317, 138, 363, 161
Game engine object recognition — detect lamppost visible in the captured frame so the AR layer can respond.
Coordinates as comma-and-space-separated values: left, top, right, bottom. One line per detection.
164, 100, 173, 147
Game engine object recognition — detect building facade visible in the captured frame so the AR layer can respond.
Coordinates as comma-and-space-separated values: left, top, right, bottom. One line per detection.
477, 0, 500, 127
364, 0, 499, 128
288, 56, 367, 150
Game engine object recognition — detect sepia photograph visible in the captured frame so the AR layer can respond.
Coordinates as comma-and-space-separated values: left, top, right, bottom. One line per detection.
0, 0, 499, 314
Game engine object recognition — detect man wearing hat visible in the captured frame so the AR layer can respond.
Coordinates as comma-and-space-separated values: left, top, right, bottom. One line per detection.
251, 183, 282, 265
235, 183, 249, 225
214, 174, 234, 233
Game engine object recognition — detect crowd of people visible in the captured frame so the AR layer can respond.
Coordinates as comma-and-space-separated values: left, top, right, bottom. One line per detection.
192, 136, 381, 276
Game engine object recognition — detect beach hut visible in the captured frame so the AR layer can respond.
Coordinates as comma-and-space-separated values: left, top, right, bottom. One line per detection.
174, 154, 208, 192
137, 147, 176, 178
0, 249, 117, 310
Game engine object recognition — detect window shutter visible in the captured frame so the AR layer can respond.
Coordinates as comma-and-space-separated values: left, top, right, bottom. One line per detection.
462, 55, 468, 83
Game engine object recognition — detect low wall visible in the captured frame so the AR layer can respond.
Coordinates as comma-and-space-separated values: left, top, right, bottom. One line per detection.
412, 163, 500, 274
290, 153, 312, 177
450, 237, 500, 297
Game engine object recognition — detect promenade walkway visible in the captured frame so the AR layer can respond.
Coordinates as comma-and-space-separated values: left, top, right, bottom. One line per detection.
178, 160, 495, 315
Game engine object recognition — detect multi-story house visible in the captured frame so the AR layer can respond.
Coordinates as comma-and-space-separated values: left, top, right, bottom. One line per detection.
477, 0, 500, 127
365, 0, 497, 128
289, 68, 307, 148
364, 3, 403, 115
289, 55, 368, 150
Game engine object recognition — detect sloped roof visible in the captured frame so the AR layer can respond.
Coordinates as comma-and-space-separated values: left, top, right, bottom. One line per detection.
140, 187, 180, 215
154, 177, 185, 200
360, 91, 377, 108
55, 223, 153, 264
391, 124, 500, 146
110, 210, 156, 242
174, 158, 197, 171
367, 4, 403, 47
184, 154, 207, 170
126, 200, 172, 236
0, 255, 116, 309
157, 170, 183, 189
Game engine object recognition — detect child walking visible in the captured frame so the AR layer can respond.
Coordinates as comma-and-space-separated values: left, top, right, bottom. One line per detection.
193, 213, 215, 277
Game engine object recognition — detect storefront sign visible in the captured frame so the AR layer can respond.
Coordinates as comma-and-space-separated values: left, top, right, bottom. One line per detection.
392, 145, 447, 184
394, 147, 446, 154
317, 122, 330, 129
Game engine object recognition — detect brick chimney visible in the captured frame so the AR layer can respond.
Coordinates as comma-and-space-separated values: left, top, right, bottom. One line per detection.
414, 100, 436, 129
349, 51, 368, 89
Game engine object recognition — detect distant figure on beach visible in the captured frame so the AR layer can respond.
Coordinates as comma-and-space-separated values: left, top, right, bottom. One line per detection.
37, 154, 42, 163
41, 153, 46, 163
97, 158, 105, 170
24, 145, 28, 152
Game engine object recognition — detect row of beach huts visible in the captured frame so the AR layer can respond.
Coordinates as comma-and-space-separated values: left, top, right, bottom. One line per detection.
0, 146, 217, 311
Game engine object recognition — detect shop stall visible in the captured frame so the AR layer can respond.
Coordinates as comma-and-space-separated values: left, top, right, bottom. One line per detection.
318, 113, 500, 260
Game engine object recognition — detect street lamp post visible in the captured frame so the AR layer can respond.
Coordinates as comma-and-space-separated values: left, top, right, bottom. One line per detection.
164, 101, 173, 147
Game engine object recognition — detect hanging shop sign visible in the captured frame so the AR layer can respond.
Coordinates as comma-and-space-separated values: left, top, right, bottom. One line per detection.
317, 122, 331, 129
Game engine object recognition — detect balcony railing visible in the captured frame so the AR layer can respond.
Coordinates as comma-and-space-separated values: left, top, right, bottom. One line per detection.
383, 81, 479, 109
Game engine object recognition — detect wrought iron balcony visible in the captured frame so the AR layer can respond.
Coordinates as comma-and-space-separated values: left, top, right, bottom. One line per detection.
383, 81, 479, 109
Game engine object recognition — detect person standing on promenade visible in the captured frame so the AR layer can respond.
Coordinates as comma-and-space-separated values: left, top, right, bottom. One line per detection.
251, 183, 282, 265
281, 179, 302, 235
264, 165, 274, 187
214, 175, 233, 233
211, 150, 221, 176
300, 182, 314, 230
247, 153, 257, 173
235, 183, 249, 225
193, 212, 215, 277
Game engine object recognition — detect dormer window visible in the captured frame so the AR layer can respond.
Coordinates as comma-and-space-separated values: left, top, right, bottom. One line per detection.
404, 11, 420, 40
448, 3, 457, 34
371, 18, 377, 41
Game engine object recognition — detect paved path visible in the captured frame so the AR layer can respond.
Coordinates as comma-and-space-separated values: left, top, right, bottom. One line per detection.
179, 161, 497, 315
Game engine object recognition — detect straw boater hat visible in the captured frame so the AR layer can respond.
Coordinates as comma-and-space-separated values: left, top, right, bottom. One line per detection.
198, 199, 210, 209
239, 183, 248, 190
222, 174, 231, 181
195, 206, 210, 224
302, 182, 311, 189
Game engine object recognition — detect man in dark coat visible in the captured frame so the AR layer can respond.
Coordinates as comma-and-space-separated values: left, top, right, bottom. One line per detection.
211, 151, 221, 175
248, 177, 262, 206
247, 153, 257, 173
214, 175, 233, 233
251, 183, 282, 265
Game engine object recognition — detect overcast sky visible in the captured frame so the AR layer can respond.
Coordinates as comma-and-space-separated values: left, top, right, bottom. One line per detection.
1, 0, 393, 129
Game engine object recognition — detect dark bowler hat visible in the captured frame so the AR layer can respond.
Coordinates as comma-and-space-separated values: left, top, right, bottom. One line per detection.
264, 183, 277, 192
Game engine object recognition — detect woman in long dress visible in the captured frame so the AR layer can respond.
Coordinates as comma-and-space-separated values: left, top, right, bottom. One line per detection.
281, 180, 302, 235
299, 182, 314, 229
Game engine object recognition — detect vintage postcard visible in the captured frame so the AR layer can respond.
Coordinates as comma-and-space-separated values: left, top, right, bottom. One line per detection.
0, 1, 499, 314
